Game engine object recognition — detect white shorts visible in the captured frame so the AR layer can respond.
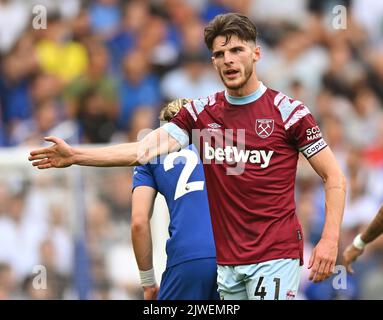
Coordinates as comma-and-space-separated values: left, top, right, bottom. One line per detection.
217, 258, 301, 300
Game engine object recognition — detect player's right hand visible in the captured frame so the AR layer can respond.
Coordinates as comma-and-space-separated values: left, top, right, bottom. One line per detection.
28, 136, 75, 169
341, 244, 363, 274
143, 284, 159, 300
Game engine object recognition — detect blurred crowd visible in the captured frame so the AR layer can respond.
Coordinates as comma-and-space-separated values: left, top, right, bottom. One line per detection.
0, 0, 383, 299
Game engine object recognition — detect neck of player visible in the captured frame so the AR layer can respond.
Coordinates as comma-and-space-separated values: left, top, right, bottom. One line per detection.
226, 75, 261, 97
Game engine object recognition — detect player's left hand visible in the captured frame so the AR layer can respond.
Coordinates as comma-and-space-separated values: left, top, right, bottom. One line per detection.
308, 238, 338, 283
341, 244, 363, 274
143, 284, 159, 300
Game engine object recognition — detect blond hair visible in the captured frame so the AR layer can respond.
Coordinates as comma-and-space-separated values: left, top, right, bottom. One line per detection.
159, 98, 191, 122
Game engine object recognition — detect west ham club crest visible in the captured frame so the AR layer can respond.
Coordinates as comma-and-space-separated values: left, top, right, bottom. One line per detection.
256, 119, 274, 138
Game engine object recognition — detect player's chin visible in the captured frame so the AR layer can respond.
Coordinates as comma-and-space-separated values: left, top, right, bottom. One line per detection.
224, 79, 245, 90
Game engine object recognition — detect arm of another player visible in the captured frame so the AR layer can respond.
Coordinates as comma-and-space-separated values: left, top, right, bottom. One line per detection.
307, 147, 347, 283
131, 186, 159, 300
342, 204, 383, 273
28, 128, 181, 168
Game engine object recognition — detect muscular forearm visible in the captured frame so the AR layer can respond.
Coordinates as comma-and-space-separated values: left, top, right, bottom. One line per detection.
131, 222, 154, 271
321, 174, 347, 242
361, 205, 383, 244
71, 128, 181, 167
72, 142, 141, 167
29, 128, 181, 169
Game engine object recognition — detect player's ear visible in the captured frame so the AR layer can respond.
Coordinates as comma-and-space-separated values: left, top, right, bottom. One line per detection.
253, 45, 261, 62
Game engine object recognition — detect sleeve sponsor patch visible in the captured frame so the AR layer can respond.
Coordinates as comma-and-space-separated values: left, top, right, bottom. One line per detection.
305, 125, 322, 141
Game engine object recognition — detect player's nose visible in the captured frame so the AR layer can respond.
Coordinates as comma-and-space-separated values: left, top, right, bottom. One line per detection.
223, 52, 234, 65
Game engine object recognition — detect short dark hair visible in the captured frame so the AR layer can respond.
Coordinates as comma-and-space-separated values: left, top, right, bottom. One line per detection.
204, 13, 258, 51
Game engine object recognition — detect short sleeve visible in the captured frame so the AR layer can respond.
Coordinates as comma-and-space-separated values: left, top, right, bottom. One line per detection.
285, 105, 328, 159
162, 101, 198, 148
132, 165, 158, 191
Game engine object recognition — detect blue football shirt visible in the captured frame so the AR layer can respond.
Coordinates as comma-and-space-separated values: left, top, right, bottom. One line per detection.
133, 144, 216, 267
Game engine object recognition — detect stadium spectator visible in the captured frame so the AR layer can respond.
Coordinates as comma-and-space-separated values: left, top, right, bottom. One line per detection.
64, 41, 118, 121
76, 88, 116, 143
0, 263, 16, 299
107, 0, 151, 72
88, 0, 121, 40
160, 51, 223, 101
118, 48, 161, 132
35, 13, 88, 83
0, 0, 30, 54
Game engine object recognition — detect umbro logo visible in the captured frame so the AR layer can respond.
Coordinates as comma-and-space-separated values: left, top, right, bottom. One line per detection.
208, 123, 221, 129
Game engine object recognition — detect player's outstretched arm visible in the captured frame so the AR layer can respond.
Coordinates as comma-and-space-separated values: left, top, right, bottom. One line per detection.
342, 204, 383, 273
131, 186, 159, 300
28, 128, 181, 169
307, 147, 347, 283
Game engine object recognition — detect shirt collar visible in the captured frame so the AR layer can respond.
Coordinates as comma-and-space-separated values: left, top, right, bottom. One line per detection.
225, 82, 267, 105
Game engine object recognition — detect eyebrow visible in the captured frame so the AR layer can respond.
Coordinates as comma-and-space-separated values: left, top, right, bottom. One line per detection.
212, 45, 245, 57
